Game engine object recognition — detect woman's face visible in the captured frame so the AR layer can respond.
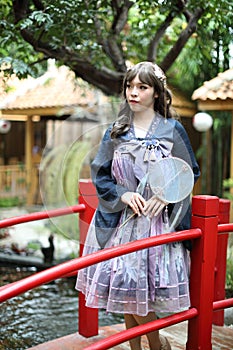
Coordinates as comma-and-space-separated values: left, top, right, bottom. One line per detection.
125, 74, 158, 114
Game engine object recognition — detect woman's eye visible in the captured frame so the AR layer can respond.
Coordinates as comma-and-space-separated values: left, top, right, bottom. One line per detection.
140, 85, 147, 90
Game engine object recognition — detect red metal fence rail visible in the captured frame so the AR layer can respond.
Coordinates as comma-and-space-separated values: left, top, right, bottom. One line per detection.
0, 180, 233, 350
0, 204, 86, 229
213, 199, 230, 325
0, 227, 201, 301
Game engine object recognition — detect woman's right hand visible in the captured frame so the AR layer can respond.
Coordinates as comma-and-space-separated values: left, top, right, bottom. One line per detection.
121, 192, 146, 216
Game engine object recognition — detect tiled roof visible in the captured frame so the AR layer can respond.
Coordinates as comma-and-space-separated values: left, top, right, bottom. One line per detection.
0, 63, 98, 113
192, 68, 233, 101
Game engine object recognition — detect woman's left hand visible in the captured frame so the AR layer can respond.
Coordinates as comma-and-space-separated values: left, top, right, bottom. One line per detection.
143, 195, 168, 218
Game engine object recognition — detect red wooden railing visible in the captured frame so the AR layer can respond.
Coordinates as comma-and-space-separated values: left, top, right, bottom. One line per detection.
0, 180, 233, 350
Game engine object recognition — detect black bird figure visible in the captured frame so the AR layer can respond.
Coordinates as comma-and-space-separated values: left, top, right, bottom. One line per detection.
41, 234, 54, 264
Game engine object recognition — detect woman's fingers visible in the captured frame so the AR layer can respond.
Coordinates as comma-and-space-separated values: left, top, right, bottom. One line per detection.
130, 193, 145, 214
143, 196, 168, 217
121, 193, 167, 218
150, 201, 165, 217
121, 192, 146, 216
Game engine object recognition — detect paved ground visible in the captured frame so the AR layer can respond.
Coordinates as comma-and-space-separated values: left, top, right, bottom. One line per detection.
28, 321, 233, 350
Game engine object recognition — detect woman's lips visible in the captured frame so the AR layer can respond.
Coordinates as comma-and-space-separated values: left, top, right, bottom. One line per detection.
129, 100, 139, 104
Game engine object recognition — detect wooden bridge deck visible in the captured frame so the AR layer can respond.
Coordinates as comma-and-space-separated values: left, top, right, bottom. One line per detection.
29, 321, 233, 350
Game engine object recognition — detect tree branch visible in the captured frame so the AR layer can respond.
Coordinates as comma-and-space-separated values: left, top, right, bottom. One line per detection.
147, 12, 175, 62
104, 0, 134, 71
160, 7, 205, 72
71, 60, 124, 95
92, 4, 125, 71
111, 0, 134, 34
32, 0, 44, 10
19, 25, 124, 95
13, 0, 29, 23
94, 0, 133, 72
95, 0, 134, 72
147, 0, 190, 62
175, 0, 192, 21
106, 35, 127, 72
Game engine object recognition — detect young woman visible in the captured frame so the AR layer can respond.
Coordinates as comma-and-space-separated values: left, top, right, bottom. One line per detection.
76, 61, 200, 350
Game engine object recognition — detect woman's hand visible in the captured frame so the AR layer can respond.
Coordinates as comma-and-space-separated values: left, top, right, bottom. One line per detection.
121, 192, 146, 216
143, 195, 168, 218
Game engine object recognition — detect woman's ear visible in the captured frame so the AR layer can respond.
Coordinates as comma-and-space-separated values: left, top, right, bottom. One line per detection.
154, 92, 158, 98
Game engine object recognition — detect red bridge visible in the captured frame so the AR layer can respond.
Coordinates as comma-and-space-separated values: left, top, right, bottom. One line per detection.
0, 180, 233, 349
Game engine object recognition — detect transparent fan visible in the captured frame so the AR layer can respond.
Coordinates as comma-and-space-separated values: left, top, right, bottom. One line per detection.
119, 157, 194, 229
148, 157, 194, 203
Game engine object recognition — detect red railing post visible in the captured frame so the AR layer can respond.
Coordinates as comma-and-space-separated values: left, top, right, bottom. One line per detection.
78, 179, 99, 337
187, 195, 219, 350
213, 198, 230, 325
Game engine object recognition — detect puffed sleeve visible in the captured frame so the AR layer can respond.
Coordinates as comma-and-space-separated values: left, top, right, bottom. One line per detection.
91, 127, 128, 212
91, 127, 129, 248
172, 120, 200, 183
169, 120, 201, 250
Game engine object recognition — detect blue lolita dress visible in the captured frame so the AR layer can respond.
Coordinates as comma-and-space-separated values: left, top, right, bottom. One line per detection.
76, 115, 200, 316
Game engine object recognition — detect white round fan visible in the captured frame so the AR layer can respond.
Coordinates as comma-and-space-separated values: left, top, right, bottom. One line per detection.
147, 157, 194, 203
119, 157, 194, 229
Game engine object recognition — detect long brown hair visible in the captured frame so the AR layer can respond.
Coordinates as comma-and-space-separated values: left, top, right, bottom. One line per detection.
111, 62, 176, 139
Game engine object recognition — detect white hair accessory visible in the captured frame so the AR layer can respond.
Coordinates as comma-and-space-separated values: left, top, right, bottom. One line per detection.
152, 63, 166, 84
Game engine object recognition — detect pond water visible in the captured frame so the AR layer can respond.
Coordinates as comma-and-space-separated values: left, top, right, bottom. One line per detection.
0, 267, 124, 350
